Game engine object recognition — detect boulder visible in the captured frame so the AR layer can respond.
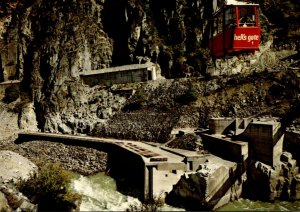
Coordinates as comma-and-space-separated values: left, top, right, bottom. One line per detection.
166, 156, 240, 210
0, 151, 37, 211
0, 184, 37, 211
291, 174, 300, 200
0, 191, 11, 212
19, 102, 38, 132
0, 151, 37, 183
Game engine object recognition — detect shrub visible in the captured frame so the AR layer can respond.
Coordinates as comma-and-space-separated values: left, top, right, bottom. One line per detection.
175, 89, 198, 105
124, 89, 147, 111
126, 196, 164, 212
3, 85, 19, 103
17, 162, 81, 211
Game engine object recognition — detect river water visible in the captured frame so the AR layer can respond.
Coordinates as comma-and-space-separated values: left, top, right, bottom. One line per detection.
70, 172, 184, 211
71, 173, 300, 211
218, 199, 300, 211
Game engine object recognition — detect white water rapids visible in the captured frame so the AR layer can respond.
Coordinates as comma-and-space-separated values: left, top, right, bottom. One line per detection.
70, 172, 300, 211
70, 172, 184, 211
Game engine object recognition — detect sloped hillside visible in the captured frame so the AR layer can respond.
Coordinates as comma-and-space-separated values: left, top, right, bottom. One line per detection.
93, 68, 300, 142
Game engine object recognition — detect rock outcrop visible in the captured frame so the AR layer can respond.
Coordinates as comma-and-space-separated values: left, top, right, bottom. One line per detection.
0, 0, 299, 136
166, 155, 244, 210
0, 0, 116, 134
244, 151, 300, 202
0, 150, 37, 211
0, 150, 36, 182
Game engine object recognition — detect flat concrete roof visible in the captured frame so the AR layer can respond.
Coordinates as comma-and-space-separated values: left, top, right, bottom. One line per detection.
209, 133, 247, 145
210, 117, 234, 120
80, 62, 155, 76
251, 118, 280, 126
226, 0, 259, 6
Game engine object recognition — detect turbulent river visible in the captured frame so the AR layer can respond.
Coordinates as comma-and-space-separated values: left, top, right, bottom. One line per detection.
71, 173, 300, 211
70, 172, 184, 211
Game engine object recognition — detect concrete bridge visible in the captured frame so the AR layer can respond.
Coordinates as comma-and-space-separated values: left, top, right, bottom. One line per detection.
17, 132, 187, 200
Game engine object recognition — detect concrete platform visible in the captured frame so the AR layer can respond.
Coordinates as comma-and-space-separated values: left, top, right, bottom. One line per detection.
201, 133, 248, 162
18, 132, 187, 200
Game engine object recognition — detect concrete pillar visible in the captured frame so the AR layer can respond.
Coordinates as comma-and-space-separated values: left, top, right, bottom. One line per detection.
144, 166, 149, 201
148, 166, 153, 200
144, 166, 155, 201
0, 54, 3, 82
150, 67, 157, 80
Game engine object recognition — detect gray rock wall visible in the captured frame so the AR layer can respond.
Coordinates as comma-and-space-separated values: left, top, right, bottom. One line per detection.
0, 150, 37, 211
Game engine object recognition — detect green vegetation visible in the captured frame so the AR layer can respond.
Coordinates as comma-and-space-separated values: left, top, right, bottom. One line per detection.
17, 162, 81, 211
3, 85, 19, 103
123, 89, 148, 111
175, 89, 198, 105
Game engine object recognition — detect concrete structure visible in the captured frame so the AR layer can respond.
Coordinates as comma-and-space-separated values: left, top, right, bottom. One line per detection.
201, 133, 248, 162
202, 117, 284, 167
242, 118, 284, 166
80, 62, 160, 87
0, 80, 20, 96
17, 132, 185, 201
18, 131, 250, 209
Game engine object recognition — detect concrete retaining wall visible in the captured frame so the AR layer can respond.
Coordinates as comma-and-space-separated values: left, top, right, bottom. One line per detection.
208, 118, 235, 134
201, 134, 248, 162
80, 62, 159, 87
284, 131, 300, 162
81, 68, 149, 86
243, 122, 283, 166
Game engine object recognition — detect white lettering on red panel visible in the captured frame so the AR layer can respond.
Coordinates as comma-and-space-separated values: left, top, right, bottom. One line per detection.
234, 34, 259, 42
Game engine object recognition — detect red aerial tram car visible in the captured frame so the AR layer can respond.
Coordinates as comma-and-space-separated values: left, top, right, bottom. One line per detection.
209, 0, 261, 57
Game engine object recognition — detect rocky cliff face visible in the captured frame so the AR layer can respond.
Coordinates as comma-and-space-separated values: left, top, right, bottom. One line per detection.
0, 0, 299, 135
0, 150, 37, 211
1, 0, 211, 133
244, 152, 300, 202
1, 0, 116, 133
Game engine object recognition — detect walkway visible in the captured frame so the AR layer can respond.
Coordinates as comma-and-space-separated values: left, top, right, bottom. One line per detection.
18, 132, 186, 168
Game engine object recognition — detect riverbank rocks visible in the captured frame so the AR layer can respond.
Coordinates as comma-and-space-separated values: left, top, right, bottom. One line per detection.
0, 184, 37, 211
0, 191, 10, 212
0, 140, 108, 175
291, 174, 300, 200
0, 151, 37, 211
244, 151, 300, 201
166, 155, 241, 210
0, 150, 36, 183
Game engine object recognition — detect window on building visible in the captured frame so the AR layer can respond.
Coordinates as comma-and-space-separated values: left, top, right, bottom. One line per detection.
217, 15, 223, 34
225, 7, 236, 28
213, 17, 218, 37
238, 7, 255, 27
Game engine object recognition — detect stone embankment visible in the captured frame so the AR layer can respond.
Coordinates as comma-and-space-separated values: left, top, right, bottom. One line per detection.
0, 139, 107, 176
